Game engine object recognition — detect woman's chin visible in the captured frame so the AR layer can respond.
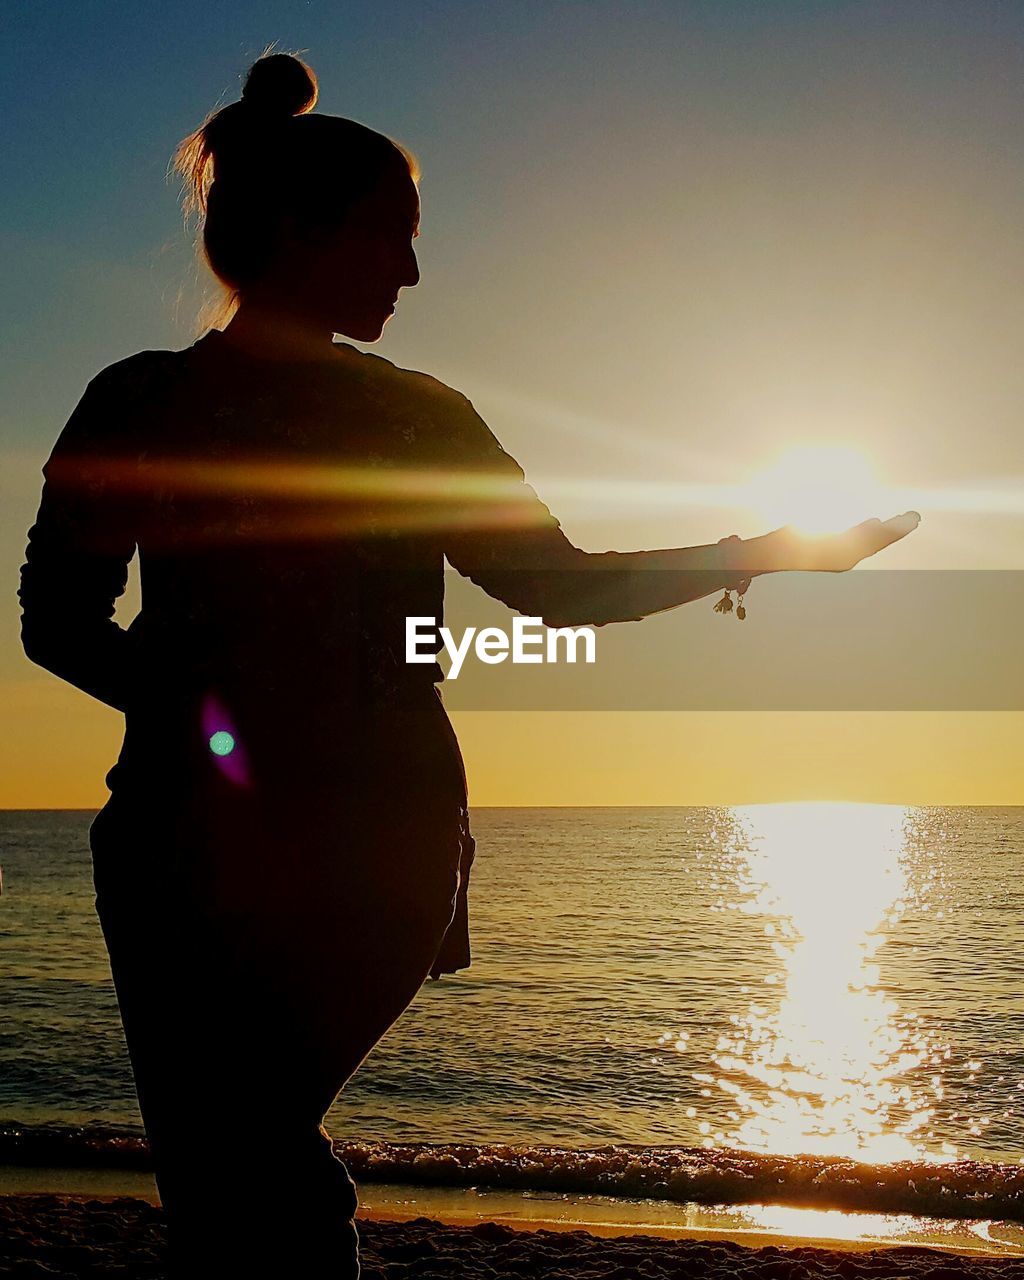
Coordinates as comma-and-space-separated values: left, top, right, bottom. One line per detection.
336, 316, 390, 344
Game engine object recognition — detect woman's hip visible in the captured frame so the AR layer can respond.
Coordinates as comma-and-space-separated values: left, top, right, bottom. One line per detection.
89, 754, 466, 924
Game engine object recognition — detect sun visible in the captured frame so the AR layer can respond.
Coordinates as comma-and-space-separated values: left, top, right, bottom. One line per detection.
745, 444, 890, 535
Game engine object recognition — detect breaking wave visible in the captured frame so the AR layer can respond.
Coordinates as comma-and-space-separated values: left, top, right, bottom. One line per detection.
2, 1123, 1023, 1222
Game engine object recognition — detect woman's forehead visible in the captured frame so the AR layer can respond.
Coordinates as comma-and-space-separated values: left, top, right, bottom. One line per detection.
374, 164, 419, 212
398, 170, 421, 222
340, 162, 420, 231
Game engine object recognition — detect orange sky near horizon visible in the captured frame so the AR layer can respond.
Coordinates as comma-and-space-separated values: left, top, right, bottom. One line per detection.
5, 665, 1024, 809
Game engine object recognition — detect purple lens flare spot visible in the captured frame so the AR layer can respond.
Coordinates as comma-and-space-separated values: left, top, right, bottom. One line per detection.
200, 690, 252, 786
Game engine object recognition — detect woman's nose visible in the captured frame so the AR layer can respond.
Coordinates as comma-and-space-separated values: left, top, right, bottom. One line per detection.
402, 246, 420, 288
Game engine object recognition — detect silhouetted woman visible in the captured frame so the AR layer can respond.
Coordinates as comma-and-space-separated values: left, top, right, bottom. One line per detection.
18, 53, 918, 1279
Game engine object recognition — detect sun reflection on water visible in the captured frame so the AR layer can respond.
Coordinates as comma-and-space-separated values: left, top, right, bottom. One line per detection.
700, 802, 951, 1162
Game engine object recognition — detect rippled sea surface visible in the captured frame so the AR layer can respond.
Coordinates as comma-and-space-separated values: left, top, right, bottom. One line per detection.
2, 805, 1022, 1166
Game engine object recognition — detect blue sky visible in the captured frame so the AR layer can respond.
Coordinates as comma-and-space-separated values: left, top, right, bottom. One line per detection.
6, 0, 1023, 453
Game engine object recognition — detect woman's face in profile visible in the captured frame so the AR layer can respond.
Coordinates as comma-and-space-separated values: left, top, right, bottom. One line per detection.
283, 169, 421, 343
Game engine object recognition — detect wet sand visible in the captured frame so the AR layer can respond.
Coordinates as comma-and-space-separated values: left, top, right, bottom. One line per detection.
3, 1193, 1024, 1279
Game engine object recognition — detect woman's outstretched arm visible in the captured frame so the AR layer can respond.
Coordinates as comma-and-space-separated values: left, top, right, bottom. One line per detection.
18, 367, 139, 713
440, 390, 918, 627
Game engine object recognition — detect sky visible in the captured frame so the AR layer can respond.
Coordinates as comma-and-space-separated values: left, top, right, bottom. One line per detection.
3, 0, 1023, 807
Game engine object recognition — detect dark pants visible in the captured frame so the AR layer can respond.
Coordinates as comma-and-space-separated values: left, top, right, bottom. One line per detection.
90, 691, 471, 1278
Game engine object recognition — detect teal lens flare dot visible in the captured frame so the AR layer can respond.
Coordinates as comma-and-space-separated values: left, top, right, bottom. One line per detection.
208, 730, 236, 757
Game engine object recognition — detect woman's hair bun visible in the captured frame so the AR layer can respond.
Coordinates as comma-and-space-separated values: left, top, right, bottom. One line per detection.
241, 52, 318, 118
174, 46, 419, 324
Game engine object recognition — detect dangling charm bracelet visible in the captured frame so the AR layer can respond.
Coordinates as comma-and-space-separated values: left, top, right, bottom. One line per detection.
713, 534, 752, 620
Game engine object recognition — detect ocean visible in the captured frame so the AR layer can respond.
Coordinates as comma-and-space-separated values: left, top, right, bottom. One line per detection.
2, 803, 1023, 1231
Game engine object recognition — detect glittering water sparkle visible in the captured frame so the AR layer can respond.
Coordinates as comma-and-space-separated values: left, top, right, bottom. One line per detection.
698, 803, 951, 1161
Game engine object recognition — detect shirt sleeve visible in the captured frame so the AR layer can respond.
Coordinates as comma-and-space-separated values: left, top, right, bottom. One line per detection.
18, 367, 140, 713
440, 391, 724, 627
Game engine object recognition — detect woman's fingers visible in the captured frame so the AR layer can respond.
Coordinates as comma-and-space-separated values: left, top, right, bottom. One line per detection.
849, 509, 916, 555
883, 510, 922, 542
850, 511, 921, 562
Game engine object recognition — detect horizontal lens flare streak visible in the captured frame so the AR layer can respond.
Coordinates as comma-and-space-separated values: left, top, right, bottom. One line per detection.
47, 454, 565, 543
45, 454, 1023, 540
53, 454, 538, 502
49, 454, 1024, 513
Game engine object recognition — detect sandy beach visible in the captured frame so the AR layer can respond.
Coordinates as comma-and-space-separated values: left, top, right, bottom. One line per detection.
2, 1193, 1024, 1280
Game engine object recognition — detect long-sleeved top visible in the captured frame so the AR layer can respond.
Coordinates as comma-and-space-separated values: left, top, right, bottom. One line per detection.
19, 329, 725, 801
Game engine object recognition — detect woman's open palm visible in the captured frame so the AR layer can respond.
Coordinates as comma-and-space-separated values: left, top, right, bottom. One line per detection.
754, 511, 921, 574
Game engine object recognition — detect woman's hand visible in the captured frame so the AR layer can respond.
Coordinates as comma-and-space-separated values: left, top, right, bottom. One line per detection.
741, 511, 921, 575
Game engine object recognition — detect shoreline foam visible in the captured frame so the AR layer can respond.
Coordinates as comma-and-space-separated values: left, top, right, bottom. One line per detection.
2, 1169, 1023, 1260
3, 1123, 1024, 1223
3, 1193, 1024, 1280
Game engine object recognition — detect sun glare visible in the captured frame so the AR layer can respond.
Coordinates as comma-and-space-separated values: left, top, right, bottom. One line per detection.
745, 445, 891, 534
